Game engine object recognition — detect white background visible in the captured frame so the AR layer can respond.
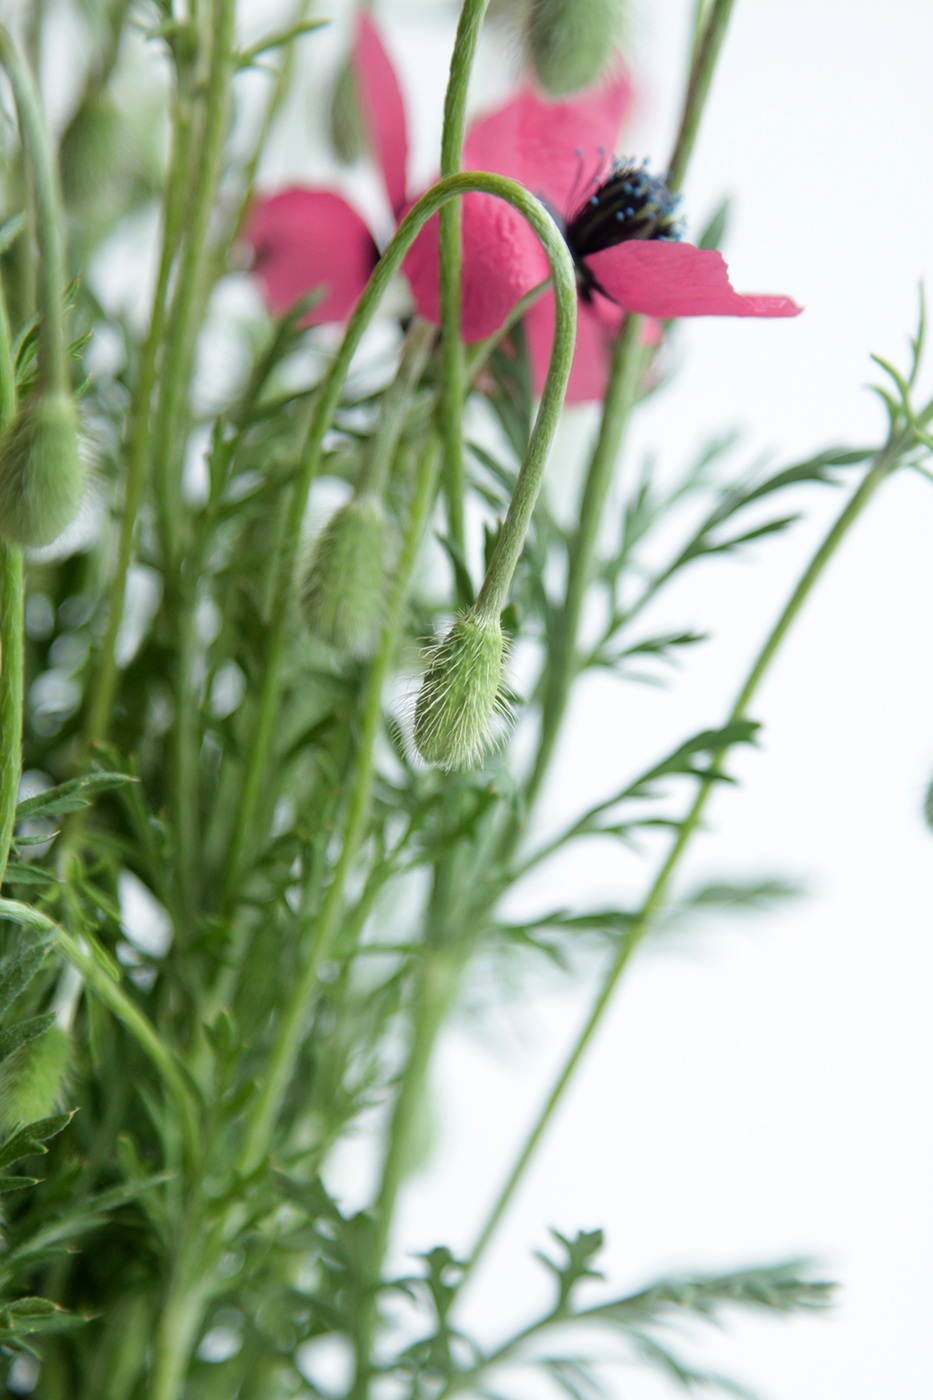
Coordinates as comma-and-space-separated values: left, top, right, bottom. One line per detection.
354, 3, 933, 1399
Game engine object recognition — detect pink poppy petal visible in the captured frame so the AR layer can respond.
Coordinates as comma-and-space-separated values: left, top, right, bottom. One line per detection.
246, 188, 379, 324
525, 289, 623, 404
586, 241, 802, 319
403, 191, 550, 342
354, 14, 408, 217
463, 68, 634, 216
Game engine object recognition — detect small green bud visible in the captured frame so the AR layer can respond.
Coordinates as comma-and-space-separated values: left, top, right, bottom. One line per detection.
302, 494, 387, 659
0, 1025, 71, 1135
329, 56, 366, 165
413, 612, 511, 771
527, 0, 626, 97
0, 392, 82, 547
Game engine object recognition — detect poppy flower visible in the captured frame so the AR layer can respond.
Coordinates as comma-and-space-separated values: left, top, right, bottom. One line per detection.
247, 17, 800, 404
245, 14, 406, 325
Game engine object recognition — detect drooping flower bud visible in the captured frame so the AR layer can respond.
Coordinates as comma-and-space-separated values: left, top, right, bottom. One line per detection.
328, 56, 366, 165
527, 0, 626, 97
0, 392, 83, 547
413, 611, 511, 771
302, 494, 387, 659
0, 1025, 71, 1135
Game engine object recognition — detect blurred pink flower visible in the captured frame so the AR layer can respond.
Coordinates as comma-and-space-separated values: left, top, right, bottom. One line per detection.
247, 17, 800, 404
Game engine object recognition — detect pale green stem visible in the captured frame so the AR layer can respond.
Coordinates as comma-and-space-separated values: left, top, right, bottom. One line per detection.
222, 171, 577, 913
464, 443, 895, 1284
0, 277, 20, 888
438, 0, 491, 568
527, 316, 647, 803
667, 0, 737, 193
355, 317, 436, 500
82, 87, 194, 752
0, 26, 69, 395
0, 898, 199, 1159
237, 432, 441, 1174
152, 0, 236, 567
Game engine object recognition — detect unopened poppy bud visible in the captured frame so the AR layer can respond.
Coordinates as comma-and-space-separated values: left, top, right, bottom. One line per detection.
302, 494, 387, 659
527, 0, 626, 97
413, 612, 511, 771
0, 1025, 71, 1135
329, 56, 366, 165
0, 392, 82, 547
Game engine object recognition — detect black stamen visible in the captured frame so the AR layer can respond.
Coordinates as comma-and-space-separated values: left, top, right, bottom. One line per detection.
564, 158, 684, 301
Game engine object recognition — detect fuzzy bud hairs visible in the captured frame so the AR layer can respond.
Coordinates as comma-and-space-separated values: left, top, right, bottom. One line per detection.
527, 0, 627, 97
413, 611, 512, 771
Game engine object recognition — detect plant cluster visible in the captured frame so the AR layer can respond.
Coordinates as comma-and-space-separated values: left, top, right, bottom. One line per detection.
0, 1, 929, 1397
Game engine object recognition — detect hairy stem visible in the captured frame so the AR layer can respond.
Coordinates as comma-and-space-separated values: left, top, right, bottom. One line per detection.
438, 0, 490, 570
667, 0, 737, 193
0, 278, 20, 887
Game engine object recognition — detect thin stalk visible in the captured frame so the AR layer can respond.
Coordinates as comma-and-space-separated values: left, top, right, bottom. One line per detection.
463, 443, 895, 1284
237, 433, 441, 1173
0, 277, 20, 887
438, 0, 491, 567
355, 317, 436, 499
667, 0, 737, 193
527, 316, 646, 803
0, 26, 70, 394
351, 940, 462, 1399
222, 171, 577, 912
81, 88, 194, 751
151, 0, 236, 567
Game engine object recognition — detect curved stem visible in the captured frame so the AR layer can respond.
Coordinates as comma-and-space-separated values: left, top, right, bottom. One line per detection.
223, 170, 577, 912
463, 444, 894, 1285
438, 0, 490, 569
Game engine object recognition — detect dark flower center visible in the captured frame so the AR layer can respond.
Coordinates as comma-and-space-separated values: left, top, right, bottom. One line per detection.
563, 158, 683, 302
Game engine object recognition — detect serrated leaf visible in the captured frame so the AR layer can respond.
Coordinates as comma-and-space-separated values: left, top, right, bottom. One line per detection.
0, 1112, 73, 1169
15, 772, 135, 824
0, 1174, 39, 1193
0, 1014, 57, 1064
0, 941, 51, 1017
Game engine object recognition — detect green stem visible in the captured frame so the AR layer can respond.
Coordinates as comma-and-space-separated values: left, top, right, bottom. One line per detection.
0, 276, 20, 888
356, 318, 436, 500
0, 897, 200, 1160
0, 26, 69, 394
527, 316, 646, 803
352, 940, 462, 1399
81, 85, 195, 752
151, 0, 236, 567
463, 444, 894, 1285
149, 1226, 211, 1400
238, 432, 441, 1174
223, 170, 577, 912
667, 0, 737, 193
0, 545, 23, 888
438, 0, 491, 570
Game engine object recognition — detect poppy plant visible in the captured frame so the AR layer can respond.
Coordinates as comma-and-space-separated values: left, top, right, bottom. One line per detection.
247, 16, 800, 403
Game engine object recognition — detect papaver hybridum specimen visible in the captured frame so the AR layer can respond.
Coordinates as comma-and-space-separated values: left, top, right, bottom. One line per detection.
248, 16, 799, 403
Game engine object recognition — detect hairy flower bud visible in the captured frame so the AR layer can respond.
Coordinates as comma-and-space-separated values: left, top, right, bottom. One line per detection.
0, 1026, 71, 1135
302, 494, 387, 659
0, 392, 82, 547
413, 612, 511, 771
527, 0, 626, 97
329, 56, 366, 165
